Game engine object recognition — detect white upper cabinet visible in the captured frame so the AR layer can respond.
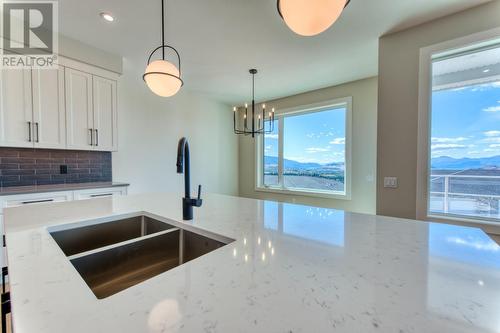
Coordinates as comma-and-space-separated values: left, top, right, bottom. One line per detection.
92, 76, 118, 151
0, 58, 119, 152
0, 69, 33, 148
65, 68, 94, 150
32, 67, 66, 149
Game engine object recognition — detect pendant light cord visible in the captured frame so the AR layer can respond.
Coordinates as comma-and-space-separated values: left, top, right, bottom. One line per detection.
252, 72, 255, 101
161, 0, 165, 59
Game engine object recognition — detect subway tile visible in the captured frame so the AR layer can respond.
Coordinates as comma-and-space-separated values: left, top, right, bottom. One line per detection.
0, 148, 20, 157
2, 180, 36, 187
19, 150, 50, 158
21, 174, 51, 181
0, 175, 20, 182
0, 163, 19, 170
51, 151, 77, 159
2, 157, 35, 164
0, 148, 112, 187
2, 169, 35, 175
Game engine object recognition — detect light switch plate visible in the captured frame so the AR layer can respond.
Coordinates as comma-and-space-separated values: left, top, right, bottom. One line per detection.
384, 177, 398, 188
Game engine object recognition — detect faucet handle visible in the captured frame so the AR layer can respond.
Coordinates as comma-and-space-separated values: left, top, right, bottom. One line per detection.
197, 185, 202, 200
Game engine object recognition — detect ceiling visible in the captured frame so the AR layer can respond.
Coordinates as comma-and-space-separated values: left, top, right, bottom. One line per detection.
58, 0, 491, 104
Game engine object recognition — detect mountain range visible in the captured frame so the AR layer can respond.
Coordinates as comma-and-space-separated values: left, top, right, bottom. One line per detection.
265, 155, 500, 170
431, 155, 500, 170
264, 156, 344, 170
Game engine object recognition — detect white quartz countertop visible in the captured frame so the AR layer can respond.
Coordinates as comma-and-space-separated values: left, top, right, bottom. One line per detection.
4, 192, 500, 333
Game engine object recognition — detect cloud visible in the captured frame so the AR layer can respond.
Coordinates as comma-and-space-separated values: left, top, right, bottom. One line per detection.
305, 147, 330, 154
484, 131, 500, 137
483, 137, 500, 144
483, 106, 500, 112
446, 237, 499, 252
265, 134, 278, 140
431, 143, 466, 150
431, 137, 467, 143
329, 137, 345, 145
306, 131, 336, 139
489, 144, 500, 148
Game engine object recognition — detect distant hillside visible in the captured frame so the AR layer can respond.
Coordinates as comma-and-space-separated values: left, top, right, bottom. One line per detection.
431, 155, 500, 170
264, 156, 344, 170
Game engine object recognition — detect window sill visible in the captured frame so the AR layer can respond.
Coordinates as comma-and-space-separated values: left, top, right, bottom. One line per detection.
427, 213, 500, 227
424, 213, 500, 235
255, 186, 351, 200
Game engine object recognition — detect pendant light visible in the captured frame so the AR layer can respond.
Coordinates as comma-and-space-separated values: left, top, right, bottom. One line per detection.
233, 69, 275, 138
143, 0, 183, 97
277, 0, 351, 37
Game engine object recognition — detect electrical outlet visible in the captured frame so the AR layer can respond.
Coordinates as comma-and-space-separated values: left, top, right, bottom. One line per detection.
384, 177, 398, 188
60, 165, 68, 174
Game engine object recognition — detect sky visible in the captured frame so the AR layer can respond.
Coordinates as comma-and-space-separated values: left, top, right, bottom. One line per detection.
431, 81, 500, 159
264, 107, 346, 164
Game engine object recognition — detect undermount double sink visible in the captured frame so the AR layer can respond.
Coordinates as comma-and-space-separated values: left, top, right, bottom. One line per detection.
49, 215, 231, 299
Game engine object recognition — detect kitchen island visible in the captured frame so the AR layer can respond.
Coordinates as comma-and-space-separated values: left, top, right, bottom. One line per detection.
4, 192, 500, 333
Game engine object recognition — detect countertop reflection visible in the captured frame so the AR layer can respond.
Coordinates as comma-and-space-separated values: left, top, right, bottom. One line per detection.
4, 192, 500, 333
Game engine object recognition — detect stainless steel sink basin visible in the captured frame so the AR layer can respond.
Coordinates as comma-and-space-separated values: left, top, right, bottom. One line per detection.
49, 215, 231, 299
50, 215, 175, 256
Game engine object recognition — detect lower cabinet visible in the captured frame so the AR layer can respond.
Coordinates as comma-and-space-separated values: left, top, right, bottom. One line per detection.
73, 186, 127, 200
0, 215, 4, 271
0, 191, 74, 210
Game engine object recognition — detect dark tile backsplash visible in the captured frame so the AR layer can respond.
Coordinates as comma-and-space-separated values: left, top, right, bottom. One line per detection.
0, 148, 112, 187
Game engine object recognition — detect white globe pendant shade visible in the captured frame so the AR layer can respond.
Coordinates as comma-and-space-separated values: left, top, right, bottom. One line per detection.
278, 0, 348, 36
144, 60, 182, 97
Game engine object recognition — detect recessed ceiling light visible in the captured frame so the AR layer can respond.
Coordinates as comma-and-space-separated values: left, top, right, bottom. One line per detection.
483, 69, 491, 73
100, 12, 114, 22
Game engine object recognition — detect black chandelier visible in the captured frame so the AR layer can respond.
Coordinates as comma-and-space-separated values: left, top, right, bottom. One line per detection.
233, 69, 275, 138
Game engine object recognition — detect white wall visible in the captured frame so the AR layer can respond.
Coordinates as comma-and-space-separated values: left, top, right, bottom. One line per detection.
239, 77, 378, 214
377, 0, 500, 220
113, 59, 238, 196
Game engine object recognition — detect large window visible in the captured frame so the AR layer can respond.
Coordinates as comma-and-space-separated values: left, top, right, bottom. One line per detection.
258, 98, 351, 198
426, 40, 500, 222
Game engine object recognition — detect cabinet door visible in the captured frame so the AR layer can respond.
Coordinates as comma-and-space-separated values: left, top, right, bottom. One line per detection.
0, 191, 73, 209
92, 76, 118, 151
32, 67, 66, 149
73, 186, 127, 200
0, 214, 4, 269
65, 68, 94, 150
0, 68, 34, 148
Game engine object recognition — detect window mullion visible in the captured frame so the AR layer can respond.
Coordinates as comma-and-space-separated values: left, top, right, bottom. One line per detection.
278, 116, 284, 189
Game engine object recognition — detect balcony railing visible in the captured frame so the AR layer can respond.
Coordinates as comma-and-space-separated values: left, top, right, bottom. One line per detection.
429, 174, 500, 220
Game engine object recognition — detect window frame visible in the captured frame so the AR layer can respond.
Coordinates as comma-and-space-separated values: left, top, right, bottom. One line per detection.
416, 27, 500, 227
255, 97, 352, 200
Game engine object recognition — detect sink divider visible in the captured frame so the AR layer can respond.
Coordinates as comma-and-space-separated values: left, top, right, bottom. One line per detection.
67, 227, 181, 261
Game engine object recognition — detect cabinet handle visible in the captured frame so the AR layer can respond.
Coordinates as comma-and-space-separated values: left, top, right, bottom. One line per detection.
21, 199, 54, 205
35, 122, 39, 143
1, 292, 10, 333
27, 121, 32, 142
95, 129, 99, 146
2, 267, 8, 294
90, 193, 112, 198
89, 128, 93, 146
